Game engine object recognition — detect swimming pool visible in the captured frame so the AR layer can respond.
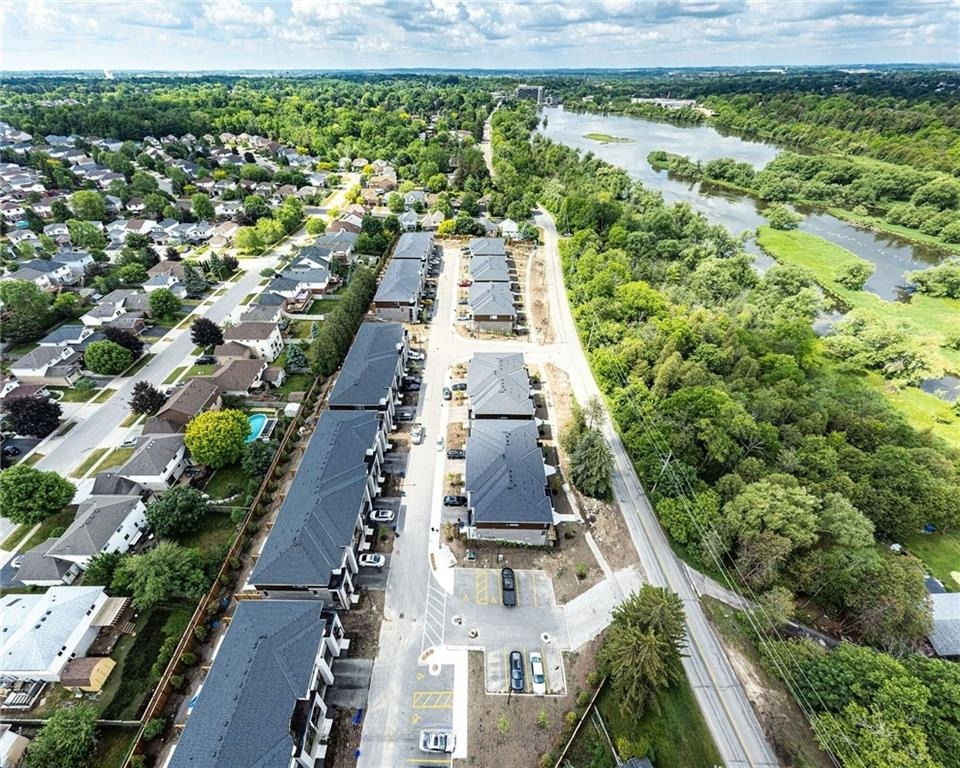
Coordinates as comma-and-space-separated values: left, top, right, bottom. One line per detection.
246, 413, 268, 443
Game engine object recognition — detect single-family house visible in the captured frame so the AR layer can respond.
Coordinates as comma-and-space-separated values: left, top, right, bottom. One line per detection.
421, 210, 445, 230
312, 231, 358, 264
373, 258, 423, 323
469, 281, 516, 333
326, 214, 363, 235
404, 189, 427, 210
211, 358, 280, 396
9, 345, 82, 386
468, 237, 506, 257
43, 494, 147, 569
81, 289, 149, 327
398, 210, 418, 231
467, 352, 535, 419
14, 539, 81, 587
248, 410, 387, 606
147, 260, 186, 280
239, 304, 283, 324
155, 377, 222, 428
167, 600, 347, 768
500, 218, 520, 239
470, 252, 511, 283
116, 434, 187, 490
223, 322, 284, 361
37, 323, 94, 347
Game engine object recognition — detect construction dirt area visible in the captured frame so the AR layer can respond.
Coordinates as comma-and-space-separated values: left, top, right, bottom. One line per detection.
526, 242, 554, 344
455, 639, 602, 768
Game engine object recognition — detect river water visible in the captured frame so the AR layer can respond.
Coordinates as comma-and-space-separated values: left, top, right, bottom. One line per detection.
537, 107, 949, 301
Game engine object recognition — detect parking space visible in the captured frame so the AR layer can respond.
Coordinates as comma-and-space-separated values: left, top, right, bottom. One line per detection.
483, 646, 566, 696
453, 568, 555, 609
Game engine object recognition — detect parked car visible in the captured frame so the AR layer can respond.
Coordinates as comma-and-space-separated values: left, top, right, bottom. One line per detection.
510, 651, 525, 692
397, 410, 415, 422
401, 381, 421, 392
419, 729, 455, 754
442, 387, 452, 400
121, 436, 139, 448
408, 351, 424, 361
501, 567, 516, 607
358, 553, 386, 568
443, 494, 467, 507
10, 555, 23, 569
451, 382, 467, 392
1, 445, 22, 457
412, 424, 425, 444
446, 449, 466, 460
403, 375, 421, 384
195, 355, 216, 365
458, 297, 468, 305
529, 652, 546, 694
458, 279, 472, 287
369, 509, 396, 523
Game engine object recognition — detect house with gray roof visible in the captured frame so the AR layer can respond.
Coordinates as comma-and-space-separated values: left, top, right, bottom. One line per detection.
468, 237, 506, 257
80, 289, 149, 327
470, 252, 511, 283
249, 410, 387, 607
238, 303, 283, 324
929, 592, 960, 658
312, 231, 358, 264
223, 322, 283, 361
116, 434, 186, 490
373, 258, 423, 322
155, 377, 221, 428
329, 322, 407, 430
393, 231, 434, 261
465, 419, 554, 545
14, 539, 79, 587
168, 600, 348, 768
9, 345, 82, 386
37, 323, 93, 347
211, 358, 283, 395
44, 494, 147, 568
467, 353, 535, 419
469, 281, 516, 333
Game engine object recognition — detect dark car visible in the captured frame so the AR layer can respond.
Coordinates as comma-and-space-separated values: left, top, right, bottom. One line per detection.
401, 381, 421, 392
443, 495, 467, 507
510, 651, 525, 692
195, 355, 216, 365
501, 568, 517, 607
397, 410, 415, 422
446, 449, 465, 460
442, 387, 452, 400
451, 382, 467, 392
1, 445, 22, 457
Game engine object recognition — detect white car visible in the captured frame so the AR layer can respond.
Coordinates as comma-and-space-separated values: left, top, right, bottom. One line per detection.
435, 436, 444, 451
411, 424, 425, 444
408, 351, 424, 361
529, 652, 546, 695
370, 509, 396, 523
419, 729, 455, 753
358, 553, 386, 568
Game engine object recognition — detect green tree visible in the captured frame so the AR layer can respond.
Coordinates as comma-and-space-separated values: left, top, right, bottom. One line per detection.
0, 465, 75, 524
387, 192, 405, 213
4, 394, 62, 437
306, 217, 326, 235
191, 192, 215, 220
52, 291, 82, 318
190, 317, 223, 347
242, 439, 275, 476
82, 551, 128, 588
148, 287, 182, 320
234, 227, 263, 252
69, 189, 106, 220
764, 203, 802, 230
129, 380, 167, 415
112, 541, 209, 609
25, 705, 98, 768
83, 340, 134, 375
66, 219, 107, 251
570, 428, 613, 499
0, 279, 52, 342
146, 486, 209, 539
185, 409, 249, 468
117, 262, 148, 285
283, 342, 308, 372
836, 261, 875, 290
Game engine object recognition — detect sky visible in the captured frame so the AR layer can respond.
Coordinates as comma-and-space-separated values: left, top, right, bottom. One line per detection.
2, 0, 958, 72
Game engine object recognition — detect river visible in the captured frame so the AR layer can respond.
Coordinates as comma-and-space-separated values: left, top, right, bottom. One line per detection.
537, 107, 949, 301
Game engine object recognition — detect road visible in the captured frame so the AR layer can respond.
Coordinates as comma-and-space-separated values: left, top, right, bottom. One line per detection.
534, 209, 778, 768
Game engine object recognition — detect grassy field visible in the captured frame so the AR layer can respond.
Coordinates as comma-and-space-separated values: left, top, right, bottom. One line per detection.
49, 381, 100, 402
163, 366, 187, 384
307, 297, 340, 315
275, 372, 313, 397
863, 371, 960, 450
70, 447, 109, 478
182, 363, 217, 379
20, 507, 76, 552
904, 530, 960, 589
583, 132, 632, 144
1, 523, 32, 551
92, 446, 135, 474
204, 463, 248, 500
180, 508, 238, 560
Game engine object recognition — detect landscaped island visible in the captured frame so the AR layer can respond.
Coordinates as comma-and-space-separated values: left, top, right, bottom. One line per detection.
583, 132, 633, 144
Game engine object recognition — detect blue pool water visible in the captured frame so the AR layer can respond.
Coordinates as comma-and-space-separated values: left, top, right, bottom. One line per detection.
246, 413, 268, 443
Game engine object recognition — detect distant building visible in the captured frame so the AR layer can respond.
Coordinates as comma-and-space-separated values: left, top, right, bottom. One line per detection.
515, 84, 545, 105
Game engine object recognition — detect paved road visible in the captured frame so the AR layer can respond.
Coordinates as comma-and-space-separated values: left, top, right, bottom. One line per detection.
534, 209, 778, 768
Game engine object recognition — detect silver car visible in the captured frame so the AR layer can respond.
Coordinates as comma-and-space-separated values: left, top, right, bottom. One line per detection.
419, 729, 455, 753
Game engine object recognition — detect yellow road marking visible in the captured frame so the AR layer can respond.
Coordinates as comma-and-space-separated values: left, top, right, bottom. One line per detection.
416, 672, 425, 681
475, 569, 488, 605
532, 573, 539, 608
406, 759, 451, 765
410, 712, 422, 724
412, 690, 454, 708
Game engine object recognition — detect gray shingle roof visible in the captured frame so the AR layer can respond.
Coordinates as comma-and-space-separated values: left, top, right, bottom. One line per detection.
45, 495, 142, 559
930, 592, 960, 656
250, 410, 379, 588
469, 281, 515, 318
168, 600, 330, 768
328, 322, 405, 409
392, 231, 433, 260
466, 419, 552, 526
470, 253, 510, 283
38, 324, 87, 345
238, 304, 281, 323
13, 539, 72, 583
468, 237, 506, 256
11, 346, 80, 371
157, 377, 221, 425
118, 435, 183, 477
223, 322, 278, 341
467, 353, 534, 418
91, 472, 145, 496
374, 258, 422, 305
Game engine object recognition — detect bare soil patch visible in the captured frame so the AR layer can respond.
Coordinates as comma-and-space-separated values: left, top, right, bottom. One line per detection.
446, 420, 467, 449
325, 708, 362, 768
340, 590, 385, 659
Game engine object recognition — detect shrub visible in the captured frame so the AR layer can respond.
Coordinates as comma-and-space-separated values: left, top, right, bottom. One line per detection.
575, 562, 589, 580
180, 651, 197, 667
496, 713, 511, 734
169, 675, 185, 690
193, 625, 209, 642
536, 708, 549, 729
143, 717, 166, 741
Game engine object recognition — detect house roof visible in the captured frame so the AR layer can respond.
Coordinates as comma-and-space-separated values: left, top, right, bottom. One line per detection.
168, 600, 332, 768
90, 472, 145, 496
466, 419, 552, 526
214, 341, 254, 359
238, 304, 281, 323
930, 592, 960, 656
375, 257, 422, 305
468, 237, 506, 256
469, 281, 515, 318
38, 324, 88, 345
13, 538, 73, 584
250, 410, 379, 588
147, 260, 185, 279
312, 231, 358, 251
118, 435, 184, 478
0, 586, 105, 675
393, 231, 433, 260
157, 378, 221, 425
45, 495, 143, 559
212, 359, 265, 393
470, 253, 510, 283
11, 345, 78, 372
223, 322, 278, 342
467, 353, 534, 418
329, 322, 405, 409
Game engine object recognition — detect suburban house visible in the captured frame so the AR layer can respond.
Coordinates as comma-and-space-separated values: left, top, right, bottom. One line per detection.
929, 592, 959, 658
239, 303, 283, 324
143, 273, 187, 297
393, 231, 434, 261
214, 340, 256, 361
43, 494, 147, 569
500, 218, 520, 239
312, 231, 358, 264
373, 258, 423, 322
404, 189, 427, 210
147, 260, 186, 281
168, 600, 348, 768
265, 267, 331, 310
421, 210, 445, 230
328, 322, 408, 430
468, 237, 506, 257
465, 418, 555, 545
326, 214, 363, 235
116, 434, 187, 490
211, 358, 284, 396
37, 323, 94, 347
154, 377, 222, 429
467, 353, 535, 419
470, 252, 511, 283
9, 345, 83, 386
0, 586, 108, 684
222, 322, 284, 362
14, 538, 81, 587
398, 210, 418, 231
248, 410, 388, 607
469, 281, 517, 333
80, 289, 149, 327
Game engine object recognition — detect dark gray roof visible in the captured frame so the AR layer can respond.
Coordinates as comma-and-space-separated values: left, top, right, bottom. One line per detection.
239, 304, 281, 323
469, 281, 515, 318
91, 472, 145, 496
466, 419, 552, 526
374, 257, 422, 304
295, 245, 333, 264
224, 322, 278, 341
45, 495, 142, 559
467, 353, 534, 418
256, 292, 285, 306
168, 600, 331, 768
313, 231, 357, 251
930, 592, 960, 656
392, 231, 433, 260
118, 434, 184, 477
266, 275, 300, 293
329, 322, 405, 409
38, 324, 88, 345
11, 345, 80, 371
470, 253, 510, 282
14, 539, 72, 583
468, 237, 506, 256
250, 410, 379, 588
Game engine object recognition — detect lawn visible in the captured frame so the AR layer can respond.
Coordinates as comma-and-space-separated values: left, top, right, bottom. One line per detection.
863, 371, 960, 451
49, 381, 101, 402
93, 388, 115, 403
306, 297, 340, 315
286, 320, 317, 339
90, 727, 137, 768
240, 292, 257, 305
20, 507, 76, 552
20, 452, 43, 466
70, 447, 109, 478
121, 353, 155, 378
182, 363, 217, 379
163, 366, 187, 384
567, 677, 722, 768
92, 446, 135, 474
1, 523, 31, 551
276, 372, 314, 398
120, 413, 142, 428
904, 530, 960, 589
180, 508, 239, 560
204, 463, 248, 501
